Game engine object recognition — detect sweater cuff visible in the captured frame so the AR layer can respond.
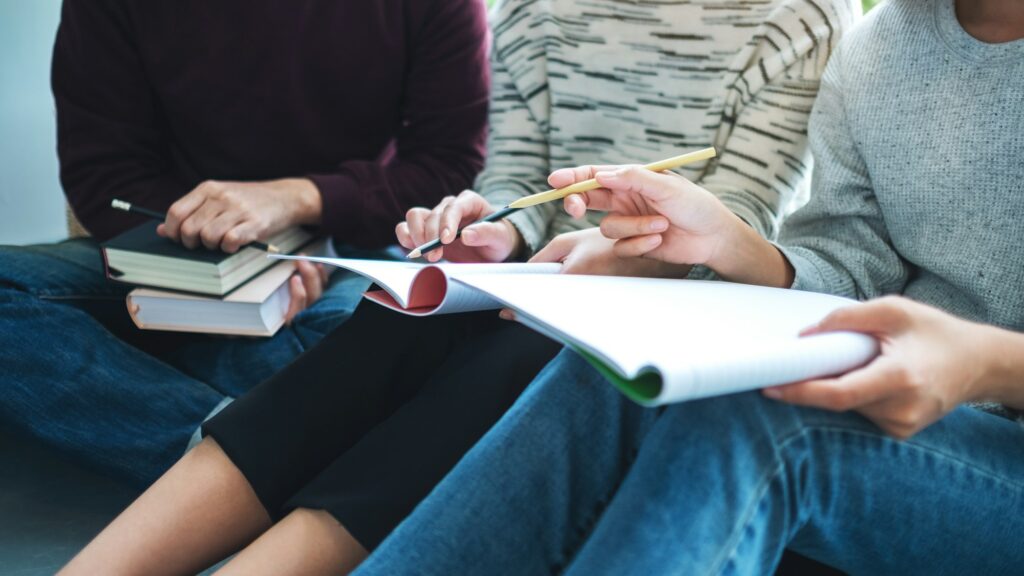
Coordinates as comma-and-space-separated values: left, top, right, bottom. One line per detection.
685, 265, 719, 282
719, 196, 775, 241
506, 209, 546, 259
772, 243, 834, 293
307, 172, 365, 243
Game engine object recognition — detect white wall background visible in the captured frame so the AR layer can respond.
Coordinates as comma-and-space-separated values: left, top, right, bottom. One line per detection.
0, 0, 67, 245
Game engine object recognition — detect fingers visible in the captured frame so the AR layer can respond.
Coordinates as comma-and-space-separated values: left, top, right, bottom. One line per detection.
403, 207, 432, 248
221, 223, 259, 254
498, 308, 517, 321
564, 188, 616, 214
802, 297, 912, 337
440, 191, 491, 243
530, 234, 574, 264
564, 194, 589, 219
395, 221, 415, 250
600, 215, 668, 240
285, 275, 307, 325
461, 222, 511, 249
178, 197, 224, 250
762, 357, 901, 412
612, 234, 663, 258
594, 166, 685, 204
296, 260, 323, 304
548, 164, 619, 189
422, 196, 456, 248
199, 212, 242, 251
163, 183, 214, 243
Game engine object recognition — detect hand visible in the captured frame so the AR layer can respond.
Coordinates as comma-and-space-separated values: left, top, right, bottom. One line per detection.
396, 190, 523, 263
553, 164, 792, 288
531, 228, 692, 278
158, 178, 322, 253
763, 297, 995, 439
553, 164, 737, 265
284, 259, 329, 325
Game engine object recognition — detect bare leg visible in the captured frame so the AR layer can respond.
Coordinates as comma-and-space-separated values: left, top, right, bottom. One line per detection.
60, 438, 272, 576
214, 509, 367, 576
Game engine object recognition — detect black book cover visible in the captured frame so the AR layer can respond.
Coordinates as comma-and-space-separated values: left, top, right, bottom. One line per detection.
101, 222, 234, 265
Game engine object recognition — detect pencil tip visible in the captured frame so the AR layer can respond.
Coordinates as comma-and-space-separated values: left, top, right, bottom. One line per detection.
111, 199, 129, 211
407, 250, 421, 260
267, 245, 281, 254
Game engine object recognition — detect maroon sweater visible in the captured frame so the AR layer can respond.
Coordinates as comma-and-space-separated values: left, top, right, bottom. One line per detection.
53, 0, 490, 246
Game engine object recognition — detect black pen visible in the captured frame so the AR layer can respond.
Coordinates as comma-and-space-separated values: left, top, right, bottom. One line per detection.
111, 199, 280, 253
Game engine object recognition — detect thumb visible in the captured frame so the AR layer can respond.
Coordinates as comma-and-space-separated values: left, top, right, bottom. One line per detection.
530, 235, 573, 264
802, 299, 909, 337
595, 166, 684, 205
461, 221, 514, 250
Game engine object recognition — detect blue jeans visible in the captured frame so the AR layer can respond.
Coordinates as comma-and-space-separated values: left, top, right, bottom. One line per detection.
357, 349, 1024, 575
0, 239, 370, 486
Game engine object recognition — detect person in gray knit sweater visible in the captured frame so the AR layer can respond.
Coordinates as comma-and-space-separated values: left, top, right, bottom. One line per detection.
354, 1, 1024, 574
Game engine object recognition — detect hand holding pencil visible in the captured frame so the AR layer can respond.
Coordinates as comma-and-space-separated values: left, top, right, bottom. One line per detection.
402, 147, 717, 260
396, 191, 525, 263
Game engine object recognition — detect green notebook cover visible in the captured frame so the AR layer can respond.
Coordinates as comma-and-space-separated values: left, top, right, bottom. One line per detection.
572, 347, 663, 404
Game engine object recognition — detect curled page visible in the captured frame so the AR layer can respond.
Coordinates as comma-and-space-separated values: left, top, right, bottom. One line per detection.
269, 255, 560, 316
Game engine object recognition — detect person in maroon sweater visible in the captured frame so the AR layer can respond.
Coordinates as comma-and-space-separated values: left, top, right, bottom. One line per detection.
0, 0, 488, 486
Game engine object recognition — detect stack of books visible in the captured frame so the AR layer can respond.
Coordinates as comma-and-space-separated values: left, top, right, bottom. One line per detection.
102, 222, 324, 336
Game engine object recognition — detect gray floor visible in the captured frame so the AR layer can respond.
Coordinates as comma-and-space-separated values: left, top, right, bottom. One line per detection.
0, 433, 138, 575
0, 434, 231, 575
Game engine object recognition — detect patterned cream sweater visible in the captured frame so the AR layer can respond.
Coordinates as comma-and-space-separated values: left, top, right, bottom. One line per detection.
477, 0, 860, 255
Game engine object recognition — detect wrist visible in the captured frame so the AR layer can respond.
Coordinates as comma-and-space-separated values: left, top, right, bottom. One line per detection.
706, 214, 793, 288
280, 178, 323, 226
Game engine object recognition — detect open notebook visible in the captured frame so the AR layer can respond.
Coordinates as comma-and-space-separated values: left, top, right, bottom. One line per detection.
272, 257, 879, 405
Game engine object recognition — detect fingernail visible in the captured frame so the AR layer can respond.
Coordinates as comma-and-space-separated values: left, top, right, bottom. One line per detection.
647, 235, 661, 247
442, 228, 452, 242
649, 219, 668, 232
462, 228, 477, 242
763, 387, 783, 399
499, 310, 513, 320
596, 171, 617, 182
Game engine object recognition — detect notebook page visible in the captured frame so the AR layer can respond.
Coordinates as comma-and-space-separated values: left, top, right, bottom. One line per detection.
271, 256, 425, 307
411, 262, 563, 315
453, 274, 877, 405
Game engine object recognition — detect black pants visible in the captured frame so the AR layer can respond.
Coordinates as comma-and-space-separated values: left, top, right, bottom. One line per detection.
202, 301, 562, 549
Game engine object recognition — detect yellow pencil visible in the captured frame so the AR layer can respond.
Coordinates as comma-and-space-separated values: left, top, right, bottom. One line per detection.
407, 146, 717, 259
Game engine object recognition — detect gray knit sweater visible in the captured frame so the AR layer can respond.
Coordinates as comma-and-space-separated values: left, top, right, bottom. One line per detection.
777, 0, 1024, 419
